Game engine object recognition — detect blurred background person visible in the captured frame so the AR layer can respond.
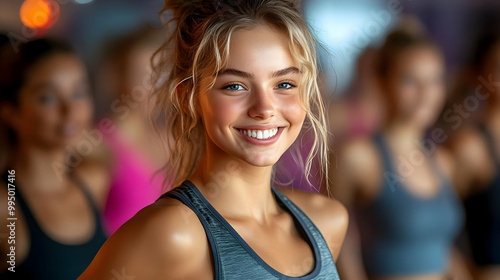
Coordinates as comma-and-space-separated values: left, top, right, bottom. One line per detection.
327, 46, 385, 146
331, 29, 470, 280
448, 30, 500, 280
94, 26, 168, 236
0, 38, 109, 279
0, 0, 500, 277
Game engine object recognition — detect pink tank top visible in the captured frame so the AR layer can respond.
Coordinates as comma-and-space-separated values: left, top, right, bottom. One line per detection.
102, 129, 166, 235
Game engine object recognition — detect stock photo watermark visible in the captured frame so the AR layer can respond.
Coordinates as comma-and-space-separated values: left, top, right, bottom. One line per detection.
111, 267, 135, 280
340, 0, 406, 60
5, 170, 17, 273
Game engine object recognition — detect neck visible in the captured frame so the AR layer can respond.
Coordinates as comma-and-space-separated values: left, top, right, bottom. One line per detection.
189, 142, 279, 224
113, 111, 153, 136
11, 143, 68, 193
382, 120, 427, 153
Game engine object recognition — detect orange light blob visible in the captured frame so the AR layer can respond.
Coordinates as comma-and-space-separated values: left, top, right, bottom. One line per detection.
20, 0, 59, 30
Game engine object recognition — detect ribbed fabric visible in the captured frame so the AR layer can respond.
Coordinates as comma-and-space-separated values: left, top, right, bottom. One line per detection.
160, 180, 340, 279
356, 134, 464, 276
464, 125, 500, 265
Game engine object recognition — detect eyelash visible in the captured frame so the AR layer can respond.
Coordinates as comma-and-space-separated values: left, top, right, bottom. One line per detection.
276, 81, 297, 89
222, 81, 297, 91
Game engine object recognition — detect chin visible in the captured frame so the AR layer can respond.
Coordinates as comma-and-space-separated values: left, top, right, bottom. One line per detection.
240, 153, 280, 168
412, 115, 438, 130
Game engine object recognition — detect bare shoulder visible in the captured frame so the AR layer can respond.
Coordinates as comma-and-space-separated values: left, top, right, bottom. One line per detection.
448, 125, 495, 197
275, 187, 348, 260
78, 197, 212, 280
449, 125, 489, 170
332, 137, 382, 204
337, 138, 380, 174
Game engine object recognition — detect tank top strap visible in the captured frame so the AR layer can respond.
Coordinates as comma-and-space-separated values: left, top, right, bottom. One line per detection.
479, 124, 500, 167
68, 172, 103, 218
67, 172, 107, 241
373, 133, 397, 173
159, 181, 340, 279
2, 170, 106, 242
159, 183, 223, 277
426, 152, 455, 192
271, 187, 339, 275
372, 133, 456, 195
2, 171, 41, 236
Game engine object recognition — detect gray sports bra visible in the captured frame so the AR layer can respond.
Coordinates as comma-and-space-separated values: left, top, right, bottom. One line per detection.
159, 180, 340, 279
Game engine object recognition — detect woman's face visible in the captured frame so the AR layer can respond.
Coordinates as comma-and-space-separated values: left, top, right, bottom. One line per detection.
198, 24, 306, 167
385, 46, 445, 128
10, 53, 93, 149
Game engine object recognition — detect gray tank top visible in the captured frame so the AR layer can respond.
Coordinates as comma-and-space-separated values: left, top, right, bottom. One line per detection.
160, 180, 340, 279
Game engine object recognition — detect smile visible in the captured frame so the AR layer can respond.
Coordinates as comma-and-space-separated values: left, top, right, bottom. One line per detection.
235, 127, 284, 145
237, 128, 278, 140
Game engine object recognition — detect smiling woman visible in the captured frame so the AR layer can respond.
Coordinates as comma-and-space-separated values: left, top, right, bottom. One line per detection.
78, 1, 348, 279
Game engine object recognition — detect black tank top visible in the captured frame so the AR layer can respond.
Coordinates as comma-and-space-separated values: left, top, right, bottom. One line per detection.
464, 125, 500, 265
1, 172, 107, 280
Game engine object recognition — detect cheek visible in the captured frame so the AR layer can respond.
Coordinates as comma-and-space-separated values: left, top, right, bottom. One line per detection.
73, 101, 94, 126
393, 85, 419, 111
23, 105, 59, 129
33, 109, 61, 139
430, 87, 446, 106
14, 106, 59, 142
388, 79, 416, 108
201, 94, 243, 131
280, 95, 306, 127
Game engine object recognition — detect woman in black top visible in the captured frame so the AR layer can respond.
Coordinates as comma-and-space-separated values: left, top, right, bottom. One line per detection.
0, 38, 109, 279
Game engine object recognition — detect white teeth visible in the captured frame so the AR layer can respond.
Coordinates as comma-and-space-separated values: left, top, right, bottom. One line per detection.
239, 128, 279, 140
257, 130, 263, 139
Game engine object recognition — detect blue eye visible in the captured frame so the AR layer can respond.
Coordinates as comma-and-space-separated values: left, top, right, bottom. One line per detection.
276, 82, 295, 89
224, 84, 245, 91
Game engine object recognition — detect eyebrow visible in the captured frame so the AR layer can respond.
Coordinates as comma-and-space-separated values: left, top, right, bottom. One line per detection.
215, 66, 300, 79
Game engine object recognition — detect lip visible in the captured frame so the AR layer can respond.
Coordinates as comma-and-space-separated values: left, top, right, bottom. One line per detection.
234, 126, 284, 146
235, 124, 282, 130
60, 123, 79, 136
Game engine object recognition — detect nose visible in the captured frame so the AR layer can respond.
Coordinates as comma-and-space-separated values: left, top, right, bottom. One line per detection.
248, 88, 275, 120
59, 98, 70, 117
59, 96, 78, 120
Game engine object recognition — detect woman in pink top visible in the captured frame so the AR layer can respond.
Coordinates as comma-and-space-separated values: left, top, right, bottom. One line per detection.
96, 27, 168, 235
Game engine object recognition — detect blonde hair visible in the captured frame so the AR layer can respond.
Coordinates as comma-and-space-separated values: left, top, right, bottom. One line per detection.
151, 0, 329, 192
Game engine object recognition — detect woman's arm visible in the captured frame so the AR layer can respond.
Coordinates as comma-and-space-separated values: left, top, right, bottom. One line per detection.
448, 127, 489, 199
445, 246, 473, 280
328, 139, 380, 280
335, 218, 368, 280
78, 199, 212, 280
